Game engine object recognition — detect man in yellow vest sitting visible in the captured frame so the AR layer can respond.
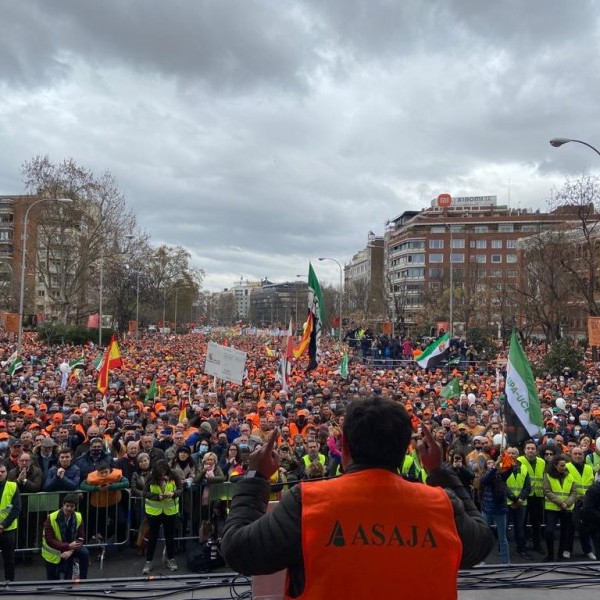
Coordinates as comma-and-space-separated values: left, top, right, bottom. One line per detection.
42, 494, 88, 580
0, 460, 20, 583
566, 446, 596, 559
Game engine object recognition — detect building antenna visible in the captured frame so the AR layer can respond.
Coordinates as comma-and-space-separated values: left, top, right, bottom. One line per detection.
507, 179, 511, 210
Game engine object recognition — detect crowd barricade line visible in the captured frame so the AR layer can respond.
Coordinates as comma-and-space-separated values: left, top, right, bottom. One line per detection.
17, 489, 132, 569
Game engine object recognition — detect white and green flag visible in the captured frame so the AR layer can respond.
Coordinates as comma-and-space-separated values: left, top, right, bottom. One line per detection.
338, 352, 349, 378
69, 357, 86, 370
8, 357, 24, 376
416, 332, 450, 369
505, 329, 543, 445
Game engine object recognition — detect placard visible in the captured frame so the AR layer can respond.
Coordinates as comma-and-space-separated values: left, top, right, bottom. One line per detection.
204, 341, 247, 385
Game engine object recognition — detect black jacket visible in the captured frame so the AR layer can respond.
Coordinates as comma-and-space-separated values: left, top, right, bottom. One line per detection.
222, 464, 494, 597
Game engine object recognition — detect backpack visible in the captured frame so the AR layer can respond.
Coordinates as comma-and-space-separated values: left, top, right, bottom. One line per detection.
186, 539, 224, 573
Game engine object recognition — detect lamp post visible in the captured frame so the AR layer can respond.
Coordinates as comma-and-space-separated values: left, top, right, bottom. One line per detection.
318, 257, 343, 344
124, 234, 140, 336
447, 224, 454, 338
18, 197, 72, 352
549, 137, 600, 158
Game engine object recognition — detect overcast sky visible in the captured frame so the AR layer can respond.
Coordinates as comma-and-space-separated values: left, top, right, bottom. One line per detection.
1, 1, 599, 291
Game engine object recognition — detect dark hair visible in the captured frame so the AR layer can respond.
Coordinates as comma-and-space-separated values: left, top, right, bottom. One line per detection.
150, 459, 174, 483
96, 461, 111, 472
342, 396, 411, 470
63, 493, 79, 505
548, 454, 568, 479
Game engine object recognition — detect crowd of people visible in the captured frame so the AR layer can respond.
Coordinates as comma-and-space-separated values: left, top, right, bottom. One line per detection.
0, 329, 597, 580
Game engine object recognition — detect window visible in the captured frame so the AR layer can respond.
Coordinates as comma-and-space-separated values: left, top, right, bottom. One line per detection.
408, 254, 425, 264
491, 240, 502, 249
521, 224, 538, 232
490, 269, 502, 278
430, 226, 446, 234
429, 239, 444, 249
451, 238, 465, 249
506, 254, 517, 263
476, 240, 487, 249
476, 255, 486, 263
429, 268, 443, 279
429, 254, 443, 263
491, 255, 502, 263
498, 224, 514, 232
473, 225, 489, 233
429, 282, 440, 290
507, 269, 517, 277
451, 253, 465, 263
506, 239, 517, 249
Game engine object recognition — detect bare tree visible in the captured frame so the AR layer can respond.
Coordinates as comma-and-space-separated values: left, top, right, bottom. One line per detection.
21, 156, 137, 323
507, 231, 574, 341
551, 174, 600, 316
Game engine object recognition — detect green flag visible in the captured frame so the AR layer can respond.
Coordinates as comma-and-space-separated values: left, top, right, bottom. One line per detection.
306, 262, 324, 372
8, 357, 23, 376
145, 377, 158, 401
505, 329, 543, 445
416, 332, 450, 369
69, 357, 86, 370
440, 377, 460, 399
92, 353, 103, 370
339, 352, 349, 378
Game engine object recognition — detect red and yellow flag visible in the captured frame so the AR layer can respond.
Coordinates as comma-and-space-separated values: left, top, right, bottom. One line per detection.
97, 334, 123, 395
292, 311, 313, 359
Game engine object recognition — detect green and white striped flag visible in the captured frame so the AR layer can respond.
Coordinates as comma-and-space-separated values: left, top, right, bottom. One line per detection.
416, 332, 450, 369
505, 329, 543, 445
92, 353, 103, 371
69, 357, 86, 370
8, 357, 24, 376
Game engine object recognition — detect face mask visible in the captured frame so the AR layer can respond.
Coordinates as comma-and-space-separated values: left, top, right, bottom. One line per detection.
330, 403, 337, 411
62, 406, 71, 413
0, 442, 8, 450
239, 443, 249, 451
580, 420, 589, 427
91, 449, 102, 457
128, 411, 136, 418
199, 445, 208, 453
546, 438, 555, 446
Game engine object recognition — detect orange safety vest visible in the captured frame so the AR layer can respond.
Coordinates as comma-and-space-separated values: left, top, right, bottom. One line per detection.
86, 468, 124, 507
293, 468, 462, 600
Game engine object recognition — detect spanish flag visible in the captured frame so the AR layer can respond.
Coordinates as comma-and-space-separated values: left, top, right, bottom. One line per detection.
97, 334, 123, 395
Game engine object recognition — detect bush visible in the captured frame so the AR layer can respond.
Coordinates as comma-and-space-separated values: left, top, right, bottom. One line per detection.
37, 324, 115, 346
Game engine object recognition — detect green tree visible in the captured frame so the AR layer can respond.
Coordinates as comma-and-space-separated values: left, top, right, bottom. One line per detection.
542, 340, 584, 376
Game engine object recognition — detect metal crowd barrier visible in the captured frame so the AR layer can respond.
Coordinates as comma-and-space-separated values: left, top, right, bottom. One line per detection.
15, 478, 327, 571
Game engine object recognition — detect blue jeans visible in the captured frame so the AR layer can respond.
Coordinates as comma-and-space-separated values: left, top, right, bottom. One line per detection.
483, 511, 510, 564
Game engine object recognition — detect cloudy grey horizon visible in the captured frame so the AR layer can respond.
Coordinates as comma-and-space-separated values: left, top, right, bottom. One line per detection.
1, 1, 599, 291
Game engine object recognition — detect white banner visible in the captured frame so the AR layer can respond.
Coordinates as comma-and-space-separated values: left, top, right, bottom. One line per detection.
204, 342, 247, 385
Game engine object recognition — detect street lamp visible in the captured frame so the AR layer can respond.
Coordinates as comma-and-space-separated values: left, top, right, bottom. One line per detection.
318, 257, 343, 344
124, 235, 140, 336
18, 197, 72, 352
99, 236, 135, 347
549, 138, 600, 158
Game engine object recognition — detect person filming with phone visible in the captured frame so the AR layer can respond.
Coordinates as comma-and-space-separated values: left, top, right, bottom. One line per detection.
42, 493, 88, 580
222, 396, 494, 600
